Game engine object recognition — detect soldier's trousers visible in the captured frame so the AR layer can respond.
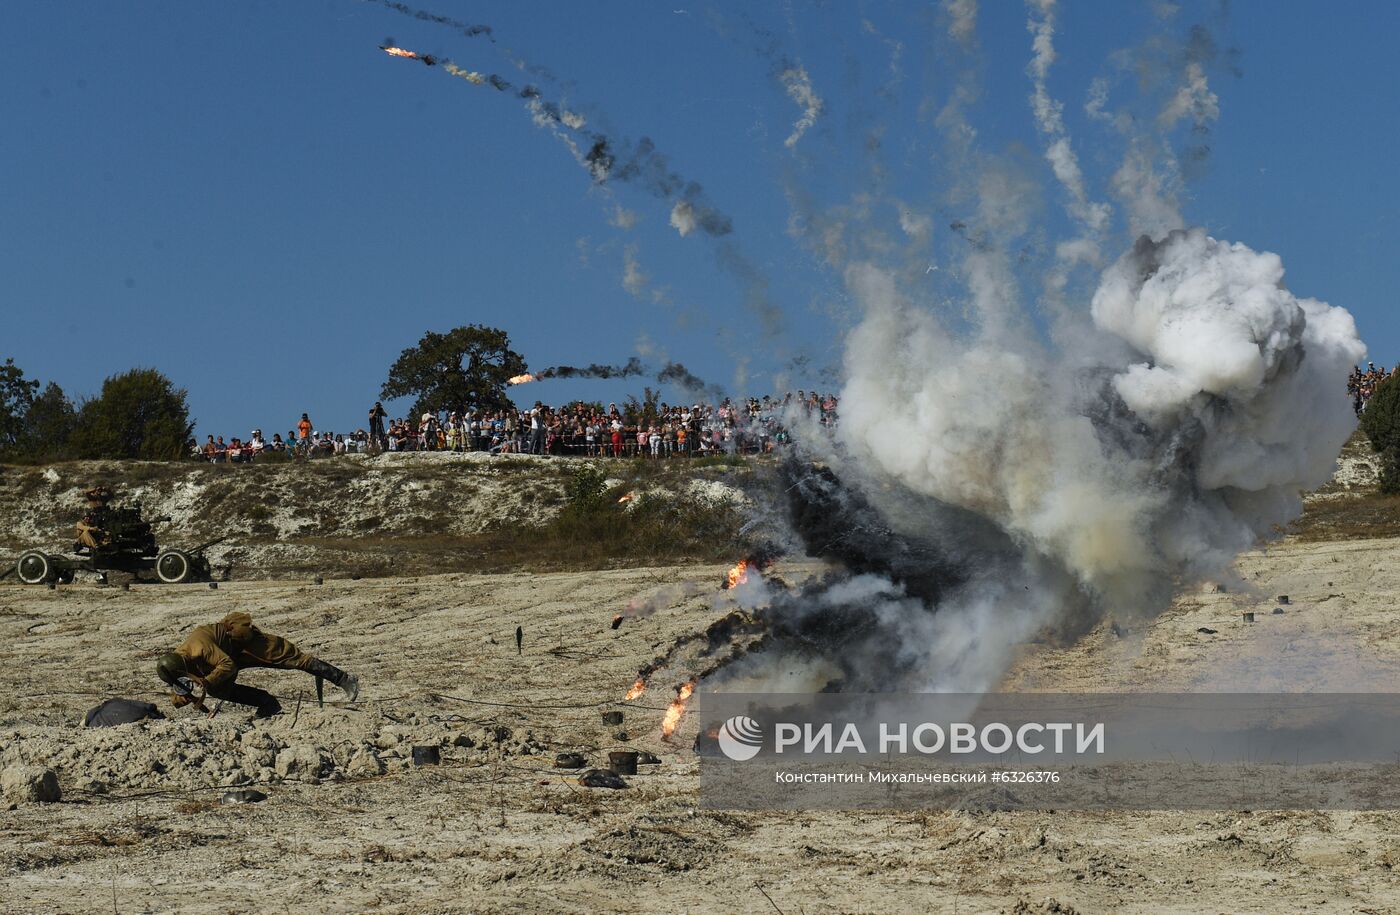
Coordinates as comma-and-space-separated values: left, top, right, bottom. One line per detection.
208, 630, 319, 717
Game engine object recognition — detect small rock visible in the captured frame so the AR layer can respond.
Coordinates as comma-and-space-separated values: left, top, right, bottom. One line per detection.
274, 745, 328, 782
2, 766, 61, 804
347, 749, 385, 778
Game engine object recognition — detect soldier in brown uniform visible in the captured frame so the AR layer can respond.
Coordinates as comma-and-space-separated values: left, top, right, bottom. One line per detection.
74, 486, 113, 551
155, 611, 359, 717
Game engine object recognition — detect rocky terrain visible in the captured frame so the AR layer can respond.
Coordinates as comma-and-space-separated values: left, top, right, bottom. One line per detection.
2, 443, 1400, 913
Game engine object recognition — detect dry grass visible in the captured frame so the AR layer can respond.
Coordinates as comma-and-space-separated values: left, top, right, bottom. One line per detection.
1289, 492, 1400, 542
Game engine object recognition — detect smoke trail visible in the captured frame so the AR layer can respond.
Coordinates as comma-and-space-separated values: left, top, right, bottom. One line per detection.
366, 0, 494, 42
532, 358, 648, 382
507, 358, 723, 397
374, 7, 787, 340
656, 362, 723, 398
1024, 0, 1110, 234
779, 65, 824, 149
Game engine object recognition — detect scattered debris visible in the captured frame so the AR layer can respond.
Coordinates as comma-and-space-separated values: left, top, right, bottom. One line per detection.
1196, 627, 1218, 635
411, 746, 441, 766
1273, 607, 1285, 615
601, 711, 624, 726
1278, 595, 1290, 604
83, 698, 163, 728
1242, 612, 1255, 623
578, 768, 628, 789
554, 753, 587, 769
637, 751, 661, 765
608, 751, 639, 775
220, 788, 268, 804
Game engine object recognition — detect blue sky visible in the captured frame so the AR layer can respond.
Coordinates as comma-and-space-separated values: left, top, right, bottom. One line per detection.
3, 1, 1397, 437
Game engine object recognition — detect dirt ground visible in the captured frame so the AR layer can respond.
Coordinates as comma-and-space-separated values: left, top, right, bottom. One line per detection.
4, 536, 1400, 914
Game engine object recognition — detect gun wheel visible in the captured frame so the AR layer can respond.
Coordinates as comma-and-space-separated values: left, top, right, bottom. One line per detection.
16, 551, 56, 585
156, 549, 193, 584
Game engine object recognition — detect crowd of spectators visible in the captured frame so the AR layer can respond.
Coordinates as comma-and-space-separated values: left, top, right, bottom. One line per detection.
193, 392, 839, 463
1348, 362, 1395, 415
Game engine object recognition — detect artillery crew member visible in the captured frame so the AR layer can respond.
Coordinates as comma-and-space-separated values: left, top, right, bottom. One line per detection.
156, 611, 359, 717
74, 486, 113, 551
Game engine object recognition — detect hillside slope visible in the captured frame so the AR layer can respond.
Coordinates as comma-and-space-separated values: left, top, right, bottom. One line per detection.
0, 454, 754, 580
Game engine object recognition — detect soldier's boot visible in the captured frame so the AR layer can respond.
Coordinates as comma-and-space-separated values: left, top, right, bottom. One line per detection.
306, 658, 359, 702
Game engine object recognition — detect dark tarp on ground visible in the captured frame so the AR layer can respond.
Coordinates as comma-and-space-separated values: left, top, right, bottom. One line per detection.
83, 698, 164, 727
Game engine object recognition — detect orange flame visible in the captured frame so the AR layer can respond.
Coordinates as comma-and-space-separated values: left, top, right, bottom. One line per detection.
617, 492, 635, 504
508, 373, 537, 385
381, 46, 420, 59
624, 677, 647, 701
725, 559, 750, 589
661, 680, 696, 738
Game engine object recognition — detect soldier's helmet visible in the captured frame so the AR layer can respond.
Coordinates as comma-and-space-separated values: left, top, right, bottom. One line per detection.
84, 485, 114, 505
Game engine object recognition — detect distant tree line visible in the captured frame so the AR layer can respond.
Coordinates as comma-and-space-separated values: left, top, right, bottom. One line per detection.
0, 359, 194, 464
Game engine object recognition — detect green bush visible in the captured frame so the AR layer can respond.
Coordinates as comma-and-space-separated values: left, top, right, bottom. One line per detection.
565, 464, 608, 512
1361, 375, 1400, 494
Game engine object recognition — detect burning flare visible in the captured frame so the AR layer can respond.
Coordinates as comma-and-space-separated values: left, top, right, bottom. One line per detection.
661, 680, 696, 738
617, 492, 635, 504
508, 373, 537, 385
624, 676, 647, 701
724, 559, 750, 590
380, 45, 438, 66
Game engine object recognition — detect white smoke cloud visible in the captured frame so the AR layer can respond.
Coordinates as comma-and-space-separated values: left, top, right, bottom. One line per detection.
659, 3, 1363, 699
897, 205, 931, 244
1084, 76, 1110, 121
1111, 143, 1184, 239
1159, 60, 1219, 131
831, 228, 1363, 691
670, 200, 697, 237
608, 205, 640, 230
944, 0, 978, 48
780, 66, 824, 149
621, 244, 648, 297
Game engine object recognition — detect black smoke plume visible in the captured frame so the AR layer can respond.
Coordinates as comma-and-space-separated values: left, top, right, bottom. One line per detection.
368, 0, 494, 42
535, 358, 646, 381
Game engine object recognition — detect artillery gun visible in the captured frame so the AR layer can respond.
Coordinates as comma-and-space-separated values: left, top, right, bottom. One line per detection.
4, 501, 227, 586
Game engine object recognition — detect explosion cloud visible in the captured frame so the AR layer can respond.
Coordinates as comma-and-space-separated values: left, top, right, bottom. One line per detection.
375, 5, 1365, 704
646, 7, 1365, 701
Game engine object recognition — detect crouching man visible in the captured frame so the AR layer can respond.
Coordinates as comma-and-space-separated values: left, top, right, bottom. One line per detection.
156, 611, 359, 717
